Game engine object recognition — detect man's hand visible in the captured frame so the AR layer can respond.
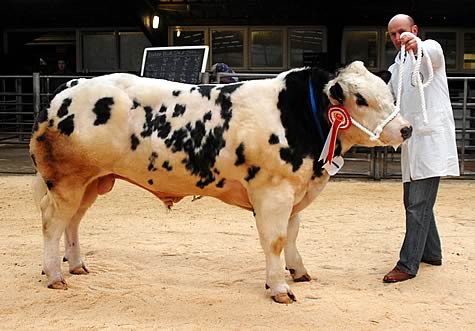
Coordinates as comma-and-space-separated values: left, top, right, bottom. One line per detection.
400, 32, 418, 53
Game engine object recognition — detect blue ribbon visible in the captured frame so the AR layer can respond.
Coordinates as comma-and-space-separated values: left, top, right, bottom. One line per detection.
309, 78, 325, 142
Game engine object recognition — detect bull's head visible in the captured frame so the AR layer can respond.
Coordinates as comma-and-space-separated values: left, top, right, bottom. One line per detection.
324, 61, 412, 152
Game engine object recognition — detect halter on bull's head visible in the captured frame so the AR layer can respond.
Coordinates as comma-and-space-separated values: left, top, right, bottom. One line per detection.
324, 61, 412, 152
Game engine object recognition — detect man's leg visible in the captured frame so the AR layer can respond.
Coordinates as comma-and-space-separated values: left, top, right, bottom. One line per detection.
422, 208, 442, 264
397, 177, 441, 275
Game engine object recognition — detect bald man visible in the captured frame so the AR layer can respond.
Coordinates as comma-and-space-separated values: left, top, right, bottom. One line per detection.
383, 14, 459, 283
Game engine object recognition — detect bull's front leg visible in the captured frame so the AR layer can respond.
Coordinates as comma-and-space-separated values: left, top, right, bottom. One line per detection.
249, 182, 296, 304
285, 213, 311, 282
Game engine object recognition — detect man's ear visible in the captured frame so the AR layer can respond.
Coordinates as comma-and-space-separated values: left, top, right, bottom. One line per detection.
375, 70, 392, 84
412, 24, 419, 36
328, 82, 345, 104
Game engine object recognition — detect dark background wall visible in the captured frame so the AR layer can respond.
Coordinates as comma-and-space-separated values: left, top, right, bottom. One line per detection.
1, 0, 474, 74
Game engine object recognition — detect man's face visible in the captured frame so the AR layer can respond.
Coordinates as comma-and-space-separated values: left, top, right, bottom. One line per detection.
58, 61, 66, 70
388, 19, 417, 50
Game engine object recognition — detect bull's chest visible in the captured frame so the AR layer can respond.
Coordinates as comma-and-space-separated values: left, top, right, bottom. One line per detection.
291, 173, 330, 215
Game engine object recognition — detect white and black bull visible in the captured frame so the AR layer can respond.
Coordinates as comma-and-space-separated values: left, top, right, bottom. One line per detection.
30, 61, 411, 303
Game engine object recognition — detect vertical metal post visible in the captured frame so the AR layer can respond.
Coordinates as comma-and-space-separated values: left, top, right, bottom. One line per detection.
200, 72, 210, 84
373, 147, 382, 180
33, 73, 41, 116
460, 78, 468, 175
382, 147, 388, 178
15, 78, 23, 141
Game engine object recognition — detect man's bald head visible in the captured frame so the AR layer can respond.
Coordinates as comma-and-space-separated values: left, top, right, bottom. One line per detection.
388, 14, 415, 29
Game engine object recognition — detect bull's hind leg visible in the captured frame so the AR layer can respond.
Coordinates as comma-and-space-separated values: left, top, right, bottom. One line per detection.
39, 180, 86, 289
285, 214, 311, 282
64, 179, 101, 275
249, 183, 295, 304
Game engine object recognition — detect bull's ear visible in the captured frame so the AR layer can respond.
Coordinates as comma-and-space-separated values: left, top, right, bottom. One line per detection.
329, 82, 345, 104
375, 70, 392, 84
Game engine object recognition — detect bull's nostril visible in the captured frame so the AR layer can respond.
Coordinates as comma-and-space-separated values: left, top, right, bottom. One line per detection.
401, 126, 413, 140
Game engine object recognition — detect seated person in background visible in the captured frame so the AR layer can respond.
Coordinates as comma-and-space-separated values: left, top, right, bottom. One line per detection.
211, 63, 238, 83
53, 59, 74, 75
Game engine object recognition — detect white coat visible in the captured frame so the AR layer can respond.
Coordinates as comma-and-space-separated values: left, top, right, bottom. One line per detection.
388, 39, 460, 182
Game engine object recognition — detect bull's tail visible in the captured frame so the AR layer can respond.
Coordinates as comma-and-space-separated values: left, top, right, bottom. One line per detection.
32, 173, 48, 212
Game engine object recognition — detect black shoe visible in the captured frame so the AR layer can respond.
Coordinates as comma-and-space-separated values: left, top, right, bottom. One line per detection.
421, 258, 442, 266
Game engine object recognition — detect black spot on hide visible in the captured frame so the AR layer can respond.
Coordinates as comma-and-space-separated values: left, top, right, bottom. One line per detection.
148, 179, 154, 185
268, 134, 279, 145
148, 152, 158, 171
36, 134, 46, 142
197, 85, 216, 100
131, 134, 140, 150
172, 90, 181, 97
215, 84, 242, 130
58, 114, 75, 136
172, 104, 186, 117
189, 120, 206, 148
141, 106, 171, 140
48, 119, 54, 127
132, 99, 141, 109
162, 161, 172, 171
279, 147, 302, 172
235, 143, 245, 166
93, 97, 114, 125
196, 176, 215, 189
216, 178, 225, 188
165, 128, 188, 152
203, 111, 212, 122
69, 80, 79, 87
57, 98, 72, 118
245, 166, 260, 182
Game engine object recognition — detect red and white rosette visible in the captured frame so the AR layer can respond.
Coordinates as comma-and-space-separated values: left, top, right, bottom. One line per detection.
319, 106, 352, 175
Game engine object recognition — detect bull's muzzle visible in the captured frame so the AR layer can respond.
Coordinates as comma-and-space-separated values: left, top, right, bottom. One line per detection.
400, 126, 413, 141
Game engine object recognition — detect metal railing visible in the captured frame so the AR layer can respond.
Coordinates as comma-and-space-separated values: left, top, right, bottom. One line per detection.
1, 73, 474, 178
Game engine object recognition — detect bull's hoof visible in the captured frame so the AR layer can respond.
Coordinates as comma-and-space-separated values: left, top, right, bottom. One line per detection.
70, 263, 89, 275
293, 273, 312, 282
287, 268, 312, 282
272, 291, 296, 304
48, 280, 68, 290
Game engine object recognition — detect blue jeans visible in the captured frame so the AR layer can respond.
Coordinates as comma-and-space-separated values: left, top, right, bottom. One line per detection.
396, 177, 442, 275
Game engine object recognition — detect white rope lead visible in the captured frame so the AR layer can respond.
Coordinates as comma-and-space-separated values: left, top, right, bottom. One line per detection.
399, 32, 434, 127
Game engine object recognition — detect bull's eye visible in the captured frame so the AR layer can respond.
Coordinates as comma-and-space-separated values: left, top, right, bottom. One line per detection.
355, 93, 368, 107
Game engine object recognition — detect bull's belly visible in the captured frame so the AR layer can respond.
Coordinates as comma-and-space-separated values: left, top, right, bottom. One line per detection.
112, 168, 254, 210
110, 164, 329, 213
